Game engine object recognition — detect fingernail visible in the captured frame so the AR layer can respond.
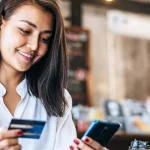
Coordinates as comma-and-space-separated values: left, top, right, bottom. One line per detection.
74, 139, 79, 145
69, 145, 74, 150
85, 138, 89, 142
17, 130, 23, 135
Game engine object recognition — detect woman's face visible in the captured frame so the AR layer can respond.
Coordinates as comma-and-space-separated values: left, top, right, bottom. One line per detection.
0, 4, 53, 72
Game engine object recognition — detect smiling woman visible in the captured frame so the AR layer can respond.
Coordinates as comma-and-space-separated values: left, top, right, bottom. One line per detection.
1, 4, 53, 71
0, 0, 108, 150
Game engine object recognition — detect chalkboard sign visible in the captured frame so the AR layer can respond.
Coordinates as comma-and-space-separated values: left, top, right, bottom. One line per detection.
65, 27, 90, 106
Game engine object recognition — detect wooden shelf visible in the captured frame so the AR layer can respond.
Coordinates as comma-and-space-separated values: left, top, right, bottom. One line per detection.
65, 26, 91, 106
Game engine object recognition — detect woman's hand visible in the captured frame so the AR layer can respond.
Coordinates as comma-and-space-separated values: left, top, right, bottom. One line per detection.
70, 136, 108, 150
0, 128, 22, 150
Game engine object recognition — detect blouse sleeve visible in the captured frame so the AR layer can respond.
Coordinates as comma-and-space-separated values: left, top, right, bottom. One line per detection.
54, 90, 77, 150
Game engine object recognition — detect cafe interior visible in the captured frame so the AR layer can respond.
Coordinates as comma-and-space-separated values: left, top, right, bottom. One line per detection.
59, 0, 150, 149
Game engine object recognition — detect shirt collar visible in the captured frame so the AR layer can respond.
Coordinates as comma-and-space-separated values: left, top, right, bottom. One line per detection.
0, 78, 27, 99
0, 83, 6, 97
16, 78, 27, 99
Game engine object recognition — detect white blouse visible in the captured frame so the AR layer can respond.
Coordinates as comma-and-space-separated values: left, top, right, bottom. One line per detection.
0, 79, 77, 150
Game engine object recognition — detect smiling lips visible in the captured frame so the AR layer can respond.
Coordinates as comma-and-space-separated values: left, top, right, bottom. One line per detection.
18, 50, 34, 62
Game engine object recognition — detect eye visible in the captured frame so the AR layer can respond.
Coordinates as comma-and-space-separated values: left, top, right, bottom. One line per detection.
19, 28, 31, 35
41, 38, 50, 44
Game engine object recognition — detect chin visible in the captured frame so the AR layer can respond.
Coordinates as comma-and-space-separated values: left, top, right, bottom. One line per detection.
15, 66, 31, 72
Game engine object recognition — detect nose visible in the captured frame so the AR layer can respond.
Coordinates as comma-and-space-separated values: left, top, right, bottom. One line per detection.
27, 36, 39, 51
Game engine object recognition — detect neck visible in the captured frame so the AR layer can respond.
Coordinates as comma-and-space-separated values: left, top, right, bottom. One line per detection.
0, 64, 25, 88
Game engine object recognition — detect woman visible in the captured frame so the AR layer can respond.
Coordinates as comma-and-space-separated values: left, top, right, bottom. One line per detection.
0, 0, 108, 150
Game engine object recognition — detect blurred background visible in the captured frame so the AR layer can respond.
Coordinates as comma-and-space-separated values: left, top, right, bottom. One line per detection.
59, 0, 150, 149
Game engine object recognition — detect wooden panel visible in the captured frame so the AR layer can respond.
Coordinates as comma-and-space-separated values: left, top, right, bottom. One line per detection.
107, 32, 150, 101
82, 6, 150, 103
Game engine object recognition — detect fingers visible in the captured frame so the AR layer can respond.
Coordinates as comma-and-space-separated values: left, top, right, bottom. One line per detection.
69, 137, 108, 150
70, 139, 91, 150
0, 128, 22, 150
0, 128, 23, 140
8, 144, 22, 150
82, 136, 103, 150
0, 138, 18, 149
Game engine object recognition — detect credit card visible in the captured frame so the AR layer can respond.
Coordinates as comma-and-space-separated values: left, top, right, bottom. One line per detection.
8, 119, 46, 139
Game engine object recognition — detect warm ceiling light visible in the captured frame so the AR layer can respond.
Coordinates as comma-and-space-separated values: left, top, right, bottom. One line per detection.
105, 0, 114, 2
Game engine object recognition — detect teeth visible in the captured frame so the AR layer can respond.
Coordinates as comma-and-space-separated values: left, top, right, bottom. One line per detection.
18, 51, 33, 58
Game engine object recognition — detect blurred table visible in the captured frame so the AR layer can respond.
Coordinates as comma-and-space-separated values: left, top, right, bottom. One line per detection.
78, 132, 150, 150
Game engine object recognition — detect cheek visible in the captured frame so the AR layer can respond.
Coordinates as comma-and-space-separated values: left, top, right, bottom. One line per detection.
0, 34, 11, 52
1, 29, 26, 50
38, 45, 48, 57
33, 47, 48, 65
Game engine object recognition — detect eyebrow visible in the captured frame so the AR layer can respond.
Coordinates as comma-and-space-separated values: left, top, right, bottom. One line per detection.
20, 20, 53, 34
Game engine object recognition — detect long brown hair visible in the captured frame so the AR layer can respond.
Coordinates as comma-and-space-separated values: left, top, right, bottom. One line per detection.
0, 0, 68, 117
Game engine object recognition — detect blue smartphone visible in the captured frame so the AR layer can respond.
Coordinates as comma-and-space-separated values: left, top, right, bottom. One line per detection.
81, 120, 120, 147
